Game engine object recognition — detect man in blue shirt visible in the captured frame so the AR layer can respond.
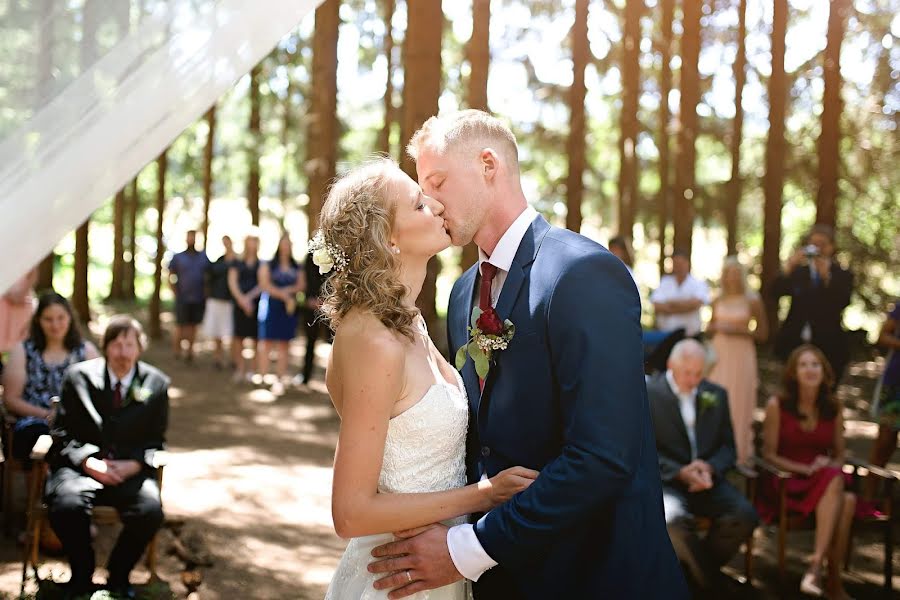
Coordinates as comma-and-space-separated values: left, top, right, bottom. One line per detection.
167, 230, 209, 362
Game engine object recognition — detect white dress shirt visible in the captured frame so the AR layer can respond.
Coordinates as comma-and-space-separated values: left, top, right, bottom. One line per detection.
447, 205, 538, 582
650, 274, 710, 336
107, 366, 136, 393
665, 369, 698, 459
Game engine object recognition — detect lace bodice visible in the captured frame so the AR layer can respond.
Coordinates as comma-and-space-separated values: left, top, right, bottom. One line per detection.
379, 371, 469, 494
325, 371, 471, 600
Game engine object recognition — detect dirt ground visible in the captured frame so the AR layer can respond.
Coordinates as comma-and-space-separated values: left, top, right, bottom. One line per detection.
1, 314, 898, 599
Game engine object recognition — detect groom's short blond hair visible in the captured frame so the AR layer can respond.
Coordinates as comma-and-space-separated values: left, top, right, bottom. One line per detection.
407, 110, 519, 172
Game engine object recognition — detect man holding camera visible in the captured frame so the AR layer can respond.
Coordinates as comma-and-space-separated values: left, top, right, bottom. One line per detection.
773, 224, 853, 381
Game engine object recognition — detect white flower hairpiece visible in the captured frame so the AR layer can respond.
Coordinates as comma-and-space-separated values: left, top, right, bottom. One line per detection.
308, 230, 348, 274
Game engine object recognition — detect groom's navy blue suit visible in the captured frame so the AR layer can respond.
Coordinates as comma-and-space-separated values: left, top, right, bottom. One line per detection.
448, 215, 687, 599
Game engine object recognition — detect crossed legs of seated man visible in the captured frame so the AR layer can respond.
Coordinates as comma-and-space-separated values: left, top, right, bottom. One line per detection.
664, 477, 758, 591
46, 467, 164, 596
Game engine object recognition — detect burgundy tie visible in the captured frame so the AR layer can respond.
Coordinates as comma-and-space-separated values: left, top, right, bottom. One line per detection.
112, 382, 122, 411
479, 262, 498, 311
478, 263, 498, 391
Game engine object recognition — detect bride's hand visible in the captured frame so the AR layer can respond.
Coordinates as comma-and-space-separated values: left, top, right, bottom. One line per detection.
480, 466, 539, 510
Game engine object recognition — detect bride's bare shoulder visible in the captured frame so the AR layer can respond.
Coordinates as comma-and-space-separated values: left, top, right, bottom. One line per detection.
332, 309, 407, 360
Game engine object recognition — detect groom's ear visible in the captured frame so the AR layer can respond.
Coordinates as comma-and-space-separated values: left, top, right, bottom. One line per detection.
480, 148, 499, 182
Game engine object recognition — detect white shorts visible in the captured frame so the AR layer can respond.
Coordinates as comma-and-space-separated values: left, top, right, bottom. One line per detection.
202, 298, 233, 339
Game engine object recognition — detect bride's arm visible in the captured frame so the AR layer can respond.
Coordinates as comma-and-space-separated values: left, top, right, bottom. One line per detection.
331, 330, 534, 539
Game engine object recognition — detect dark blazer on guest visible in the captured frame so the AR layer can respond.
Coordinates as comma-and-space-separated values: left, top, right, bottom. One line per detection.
772, 263, 853, 376
48, 358, 169, 474
645, 373, 736, 486
447, 215, 687, 600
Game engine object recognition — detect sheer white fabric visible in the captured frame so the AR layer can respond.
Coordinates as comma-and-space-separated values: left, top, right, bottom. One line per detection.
0, 0, 321, 292
325, 372, 472, 600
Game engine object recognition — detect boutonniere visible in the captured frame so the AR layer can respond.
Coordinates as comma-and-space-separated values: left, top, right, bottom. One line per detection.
698, 390, 718, 414
454, 306, 516, 379
131, 385, 153, 404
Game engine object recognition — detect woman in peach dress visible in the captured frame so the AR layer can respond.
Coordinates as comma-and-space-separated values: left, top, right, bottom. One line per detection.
707, 257, 768, 465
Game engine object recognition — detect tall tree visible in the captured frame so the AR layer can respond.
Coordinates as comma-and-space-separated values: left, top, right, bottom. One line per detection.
35, 0, 56, 292
150, 151, 168, 339
279, 45, 295, 214
307, 0, 340, 237
655, 0, 675, 276
761, 0, 789, 330
400, 0, 443, 335
565, 0, 589, 233
617, 0, 643, 239
73, 0, 101, 322
378, 0, 397, 156
815, 0, 850, 228
109, 188, 127, 299
672, 0, 702, 258
460, 0, 492, 270
247, 64, 262, 226
125, 177, 139, 300
201, 105, 216, 245
725, 0, 748, 256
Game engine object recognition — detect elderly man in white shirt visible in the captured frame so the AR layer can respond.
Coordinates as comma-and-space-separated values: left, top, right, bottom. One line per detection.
650, 250, 710, 337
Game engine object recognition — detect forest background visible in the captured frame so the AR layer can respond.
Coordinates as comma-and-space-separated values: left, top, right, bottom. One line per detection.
3, 0, 897, 342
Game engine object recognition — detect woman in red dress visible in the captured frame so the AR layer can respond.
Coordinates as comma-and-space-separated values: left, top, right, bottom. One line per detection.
758, 344, 855, 599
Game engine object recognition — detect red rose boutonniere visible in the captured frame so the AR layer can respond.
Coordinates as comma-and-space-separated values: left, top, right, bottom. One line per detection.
454, 306, 516, 379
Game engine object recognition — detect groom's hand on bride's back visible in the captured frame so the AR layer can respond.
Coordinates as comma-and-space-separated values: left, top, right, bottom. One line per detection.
369, 524, 462, 599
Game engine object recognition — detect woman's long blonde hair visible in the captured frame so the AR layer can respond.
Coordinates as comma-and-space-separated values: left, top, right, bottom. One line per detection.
317, 158, 418, 340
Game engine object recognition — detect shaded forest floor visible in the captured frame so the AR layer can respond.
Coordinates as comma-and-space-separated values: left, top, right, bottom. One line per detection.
1, 309, 898, 599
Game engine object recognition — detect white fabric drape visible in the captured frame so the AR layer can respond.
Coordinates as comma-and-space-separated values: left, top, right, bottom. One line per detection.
0, 0, 322, 293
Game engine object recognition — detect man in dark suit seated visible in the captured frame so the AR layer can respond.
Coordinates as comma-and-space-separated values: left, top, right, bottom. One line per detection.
46, 315, 168, 599
646, 339, 758, 593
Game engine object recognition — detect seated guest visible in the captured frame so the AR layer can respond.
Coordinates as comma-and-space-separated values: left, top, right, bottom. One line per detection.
650, 249, 710, 337
46, 315, 168, 598
647, 339, 758, 593
758, 344, 855, 598
2, 292, 98, 462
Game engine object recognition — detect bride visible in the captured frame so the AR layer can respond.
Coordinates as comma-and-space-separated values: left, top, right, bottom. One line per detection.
315, 158, 537, 599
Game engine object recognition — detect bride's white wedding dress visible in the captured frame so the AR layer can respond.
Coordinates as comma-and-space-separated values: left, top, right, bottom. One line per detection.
325, 371, 471, 600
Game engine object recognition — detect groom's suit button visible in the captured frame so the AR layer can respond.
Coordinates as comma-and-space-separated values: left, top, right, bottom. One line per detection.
481, 446, 491, 457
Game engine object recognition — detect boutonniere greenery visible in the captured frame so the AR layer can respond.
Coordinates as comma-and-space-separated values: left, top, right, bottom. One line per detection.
455, 306, 516, 379
698, 390, 718, 414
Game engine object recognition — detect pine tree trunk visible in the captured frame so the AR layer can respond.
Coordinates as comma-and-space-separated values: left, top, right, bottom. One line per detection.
37, 253, 54, 292
378, 0, 396, 156
672, 0, 702, 258
279, 52, 294, 214
815, 0, 849, 228
618, 0, 642, 239
125, 177, 139, 300
150, 151, 168, 339
307, 0, 340, 237
761, 0, 789, 332
73, 221, 90, 323
565, 0, 589, 233
460, 0, 491, 271
726, 0, 748, 256
247, 64, 262, 226
400, 0, 443, 338
201, 105, 216, 245
109, 188, 126, 300
656, 0, 674, 276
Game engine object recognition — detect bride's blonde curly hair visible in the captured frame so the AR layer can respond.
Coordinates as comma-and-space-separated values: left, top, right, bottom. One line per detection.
317, 157, 418, 340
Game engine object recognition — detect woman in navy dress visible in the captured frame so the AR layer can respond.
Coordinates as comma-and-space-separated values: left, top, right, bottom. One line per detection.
228, 231, 262, 383
257, 234, 304, 394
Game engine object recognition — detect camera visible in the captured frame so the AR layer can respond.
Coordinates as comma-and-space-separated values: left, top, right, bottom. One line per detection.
803, 244, 820, 258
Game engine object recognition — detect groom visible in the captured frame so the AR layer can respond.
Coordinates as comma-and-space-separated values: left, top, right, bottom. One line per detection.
369, 111, 687, 598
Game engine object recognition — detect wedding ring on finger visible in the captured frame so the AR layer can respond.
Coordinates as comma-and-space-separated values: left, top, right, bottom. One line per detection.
405, 570, 413, 583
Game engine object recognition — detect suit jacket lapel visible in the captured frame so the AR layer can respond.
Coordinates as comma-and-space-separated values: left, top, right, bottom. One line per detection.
80, 359, 107, 428
452, 266, 482, 410
663, 383, 693, 459
480, 216, 551, 399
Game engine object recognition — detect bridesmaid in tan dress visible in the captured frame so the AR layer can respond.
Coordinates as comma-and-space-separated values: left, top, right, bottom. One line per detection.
707, 257, 768, 465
